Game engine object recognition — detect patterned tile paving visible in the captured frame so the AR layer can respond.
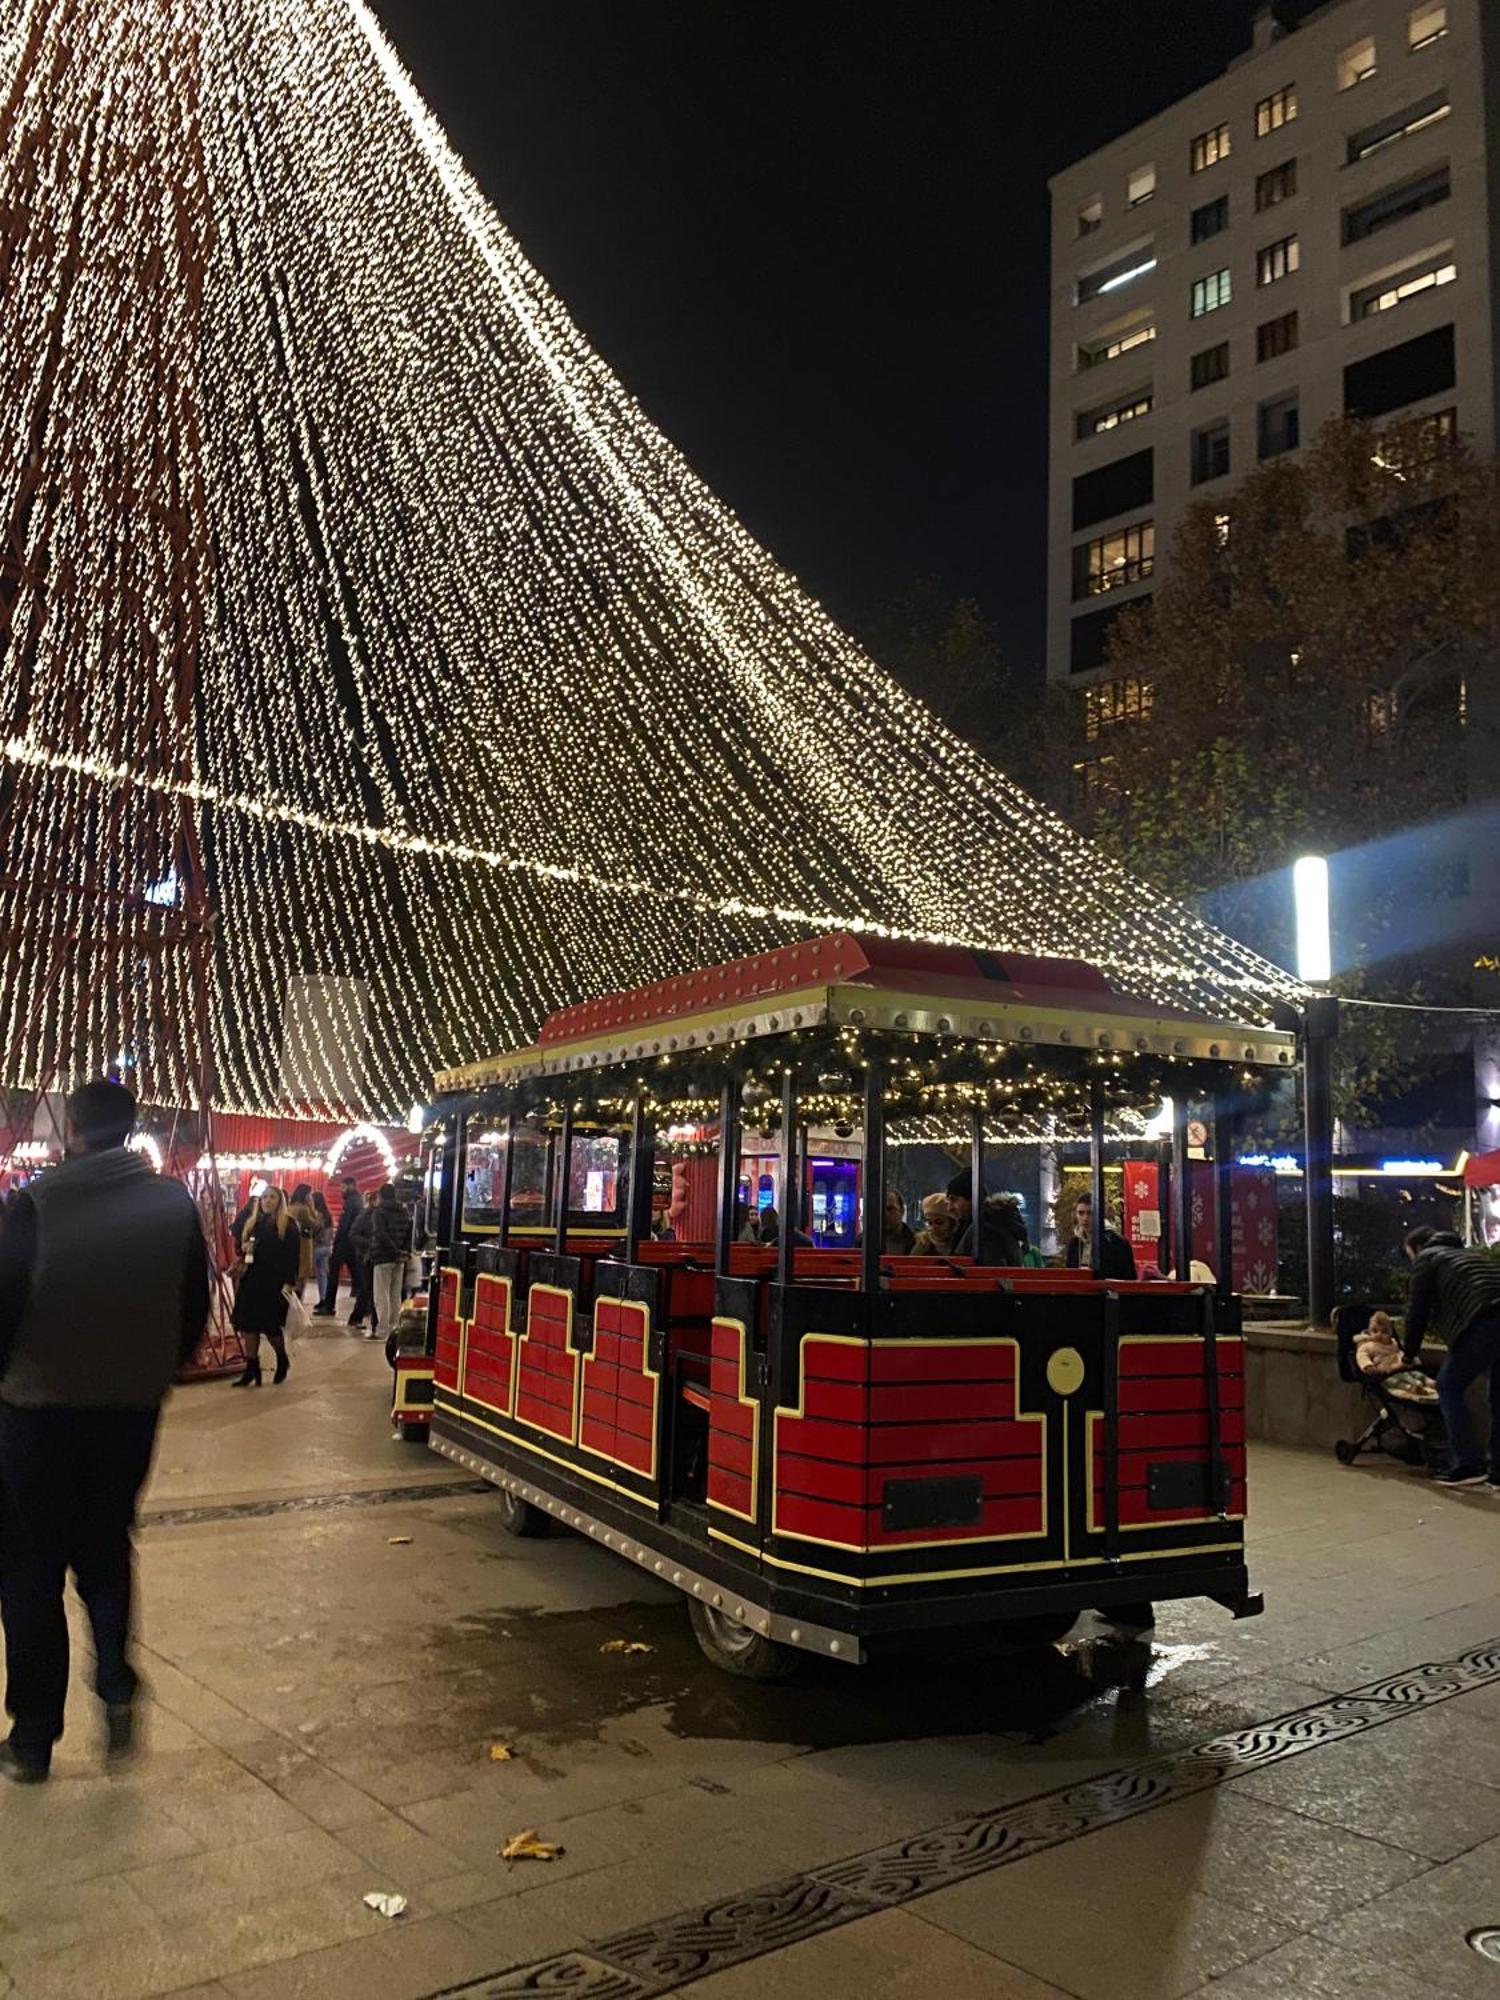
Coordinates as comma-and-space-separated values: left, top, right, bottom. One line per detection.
429, 1640, 1500, 1999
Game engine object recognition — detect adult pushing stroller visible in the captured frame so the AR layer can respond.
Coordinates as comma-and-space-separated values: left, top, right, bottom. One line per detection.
1332, 1303, 1446, 1470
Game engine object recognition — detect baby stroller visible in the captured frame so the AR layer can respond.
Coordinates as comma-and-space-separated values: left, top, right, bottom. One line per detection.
1332, 1303, 1446, 1470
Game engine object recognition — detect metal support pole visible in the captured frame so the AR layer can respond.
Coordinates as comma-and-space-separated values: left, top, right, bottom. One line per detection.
496, 1110, 515, 1249
969, 1097, 985, 1259
553, 1104, 575, 1255
1213, 1091, 1236, 1304
714, 1072, 742, 1278
1303, 995, 1340, 1327
862, 1054, 886, 1295
626, 1096, 655, 1255
1172, 1093, 1193, 1281
1089, 1071, 1106, 1273
777, 1066, 798, 1290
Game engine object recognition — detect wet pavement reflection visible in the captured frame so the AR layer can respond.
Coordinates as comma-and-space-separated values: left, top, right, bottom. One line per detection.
413, 1598, 1222, 1759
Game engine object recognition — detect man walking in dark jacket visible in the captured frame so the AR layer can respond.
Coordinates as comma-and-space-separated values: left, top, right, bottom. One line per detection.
1402, 1227, 1500, 1488
0, 1080, 210, 1782
314, 1176, 365, 1321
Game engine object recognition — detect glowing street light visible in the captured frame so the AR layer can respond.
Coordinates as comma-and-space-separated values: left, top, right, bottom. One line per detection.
1293, 855, 1331, 984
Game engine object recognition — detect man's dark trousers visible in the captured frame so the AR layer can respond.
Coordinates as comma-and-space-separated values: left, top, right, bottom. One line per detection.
320, 1241, 358, 1312
0, 1401, 160, 1768
1437, 1308, 1500, 1473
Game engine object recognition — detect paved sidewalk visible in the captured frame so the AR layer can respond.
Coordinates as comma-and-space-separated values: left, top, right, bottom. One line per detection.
0, 1338, 1495, 2000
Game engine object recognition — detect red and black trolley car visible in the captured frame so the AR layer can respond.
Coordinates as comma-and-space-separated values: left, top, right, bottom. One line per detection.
414, 934, 1295, 1675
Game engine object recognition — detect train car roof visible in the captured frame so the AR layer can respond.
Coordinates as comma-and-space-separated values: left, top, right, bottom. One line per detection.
432, 932, 1296, 1093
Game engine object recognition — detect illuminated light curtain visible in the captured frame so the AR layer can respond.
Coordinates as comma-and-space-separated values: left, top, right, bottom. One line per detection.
0, 0, 1298, 1120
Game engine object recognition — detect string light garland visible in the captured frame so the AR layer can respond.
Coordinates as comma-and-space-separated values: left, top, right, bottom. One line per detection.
0, 0, 1300, 1123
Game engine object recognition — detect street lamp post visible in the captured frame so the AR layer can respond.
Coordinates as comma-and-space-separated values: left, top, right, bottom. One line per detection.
1293, 857, 1339, 1328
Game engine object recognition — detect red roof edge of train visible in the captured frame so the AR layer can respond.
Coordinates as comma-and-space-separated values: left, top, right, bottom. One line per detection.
536, 932, 1116, 1046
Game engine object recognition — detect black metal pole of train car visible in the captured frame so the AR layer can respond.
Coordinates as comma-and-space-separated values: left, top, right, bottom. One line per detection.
1214, 1091, 1236, 1305
1172, 1093, 1194, 1280
863, 1052, 886, 1295
553, 1103, 575, 1255
626, 1097, 655, 1255
969, 1097, 985, 1259
495, 1109, 516, 1249
1089, 1071, 1106, 1273
714, 1071, 743, 1278
777, 1066, 798, 1290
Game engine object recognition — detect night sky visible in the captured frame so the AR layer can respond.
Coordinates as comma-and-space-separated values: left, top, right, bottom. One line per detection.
370, 1, 1298, 672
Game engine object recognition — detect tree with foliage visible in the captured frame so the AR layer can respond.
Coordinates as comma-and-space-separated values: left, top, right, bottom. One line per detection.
1076, 415, 1500, 1123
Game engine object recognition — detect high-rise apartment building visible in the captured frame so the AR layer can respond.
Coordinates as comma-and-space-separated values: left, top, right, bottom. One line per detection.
1046, 0, 1496, 736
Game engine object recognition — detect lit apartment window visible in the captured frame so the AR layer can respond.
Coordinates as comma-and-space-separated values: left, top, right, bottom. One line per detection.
1191, 123, 1231, 173
1214, 511, 1232, 547
1256, 310, 1299, 362
1191, 194, 1229, 244
1347, 91, 1449, 164
1256, 86, 1297, 137
1343, 165, 1450, 246
1258, 393, 1300, 459
1078, 196, 1103, 237
1127, 163, 1157, 207
1077, 244, 1158, 304
1338, 36, 1378, 89
1191, 268, 1232, 316
1078, 321, 1157, 370
1191, 341, 1230, 390
1071, 757, 1118, 808
1255, 159, 1297, 211
1408, 4, 1447, 50
1191, 419, 1231, 485
1076, 390, 1154, 439
1073, 522, 1155, 600
1351, 252, 1456, 320
1257, 235, 1300, 286
1084, 677, 1154, 740
1371, 405, 1458, 474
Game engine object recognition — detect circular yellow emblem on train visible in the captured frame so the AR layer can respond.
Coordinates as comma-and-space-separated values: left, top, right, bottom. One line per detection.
1047, 1346, 1085, 1397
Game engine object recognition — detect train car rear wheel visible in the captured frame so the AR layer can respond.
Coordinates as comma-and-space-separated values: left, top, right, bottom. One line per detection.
986, 1612, 1079, 1649
498, 1487, 549, 1537
689, 1601, 798, 1680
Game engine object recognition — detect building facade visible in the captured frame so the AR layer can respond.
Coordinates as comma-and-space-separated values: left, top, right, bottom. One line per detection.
1046, 0, 1499, 744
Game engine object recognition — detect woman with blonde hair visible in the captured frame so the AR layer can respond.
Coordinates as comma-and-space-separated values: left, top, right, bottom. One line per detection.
231, 1186, 302, 1386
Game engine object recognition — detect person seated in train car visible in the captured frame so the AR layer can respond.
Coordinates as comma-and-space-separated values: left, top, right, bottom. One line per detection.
1064, 1191, 1137, 1281
882, 1188, 916, 1256
756, 1204, 812, 1250
945, 1175, 1028, 1265
733, 1199, 759, 1244
911, 1192, 955, 1256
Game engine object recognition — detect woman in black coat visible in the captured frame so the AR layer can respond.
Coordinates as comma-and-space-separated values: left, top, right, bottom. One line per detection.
231, 1187, 302, 1386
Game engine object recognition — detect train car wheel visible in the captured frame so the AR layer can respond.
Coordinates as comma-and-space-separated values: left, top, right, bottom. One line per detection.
1334, 1440, 1356, 1464
498, 1487, 549, 1537
688, 1601, 798, 1680
989, 1611, 1079, 1649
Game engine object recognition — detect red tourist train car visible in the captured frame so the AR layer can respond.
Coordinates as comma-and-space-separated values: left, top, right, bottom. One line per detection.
413, 934, 1295, 1675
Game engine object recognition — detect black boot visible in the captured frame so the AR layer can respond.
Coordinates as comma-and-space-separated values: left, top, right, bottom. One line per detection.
271, 1343, 290, 1385
231, 1360, 262, 1387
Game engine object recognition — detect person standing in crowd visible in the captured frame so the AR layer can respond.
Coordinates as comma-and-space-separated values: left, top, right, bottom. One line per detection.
946, 1174, 1028, 1265
362, 1183, 413, 1342
287, 1182, 317, 1301
314, 1175, 364, 1320
231, 1186, 301, 1386
0, 1079, 209, 1783
912, 1193, 955, 1256
883, 1188, 916, 1256
1065, 1191, 1137, 1281
1402, 1226, 1500, 1488
309, 1189, 334, 1303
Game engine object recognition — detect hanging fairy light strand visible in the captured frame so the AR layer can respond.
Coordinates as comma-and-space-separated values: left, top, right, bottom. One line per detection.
0, 0, 1299, 1122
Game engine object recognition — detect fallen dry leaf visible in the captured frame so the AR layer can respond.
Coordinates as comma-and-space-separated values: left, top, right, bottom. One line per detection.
599, 1639, 654, 1656
363, 1891, 408, 1919
386, 1536, 413, 1546
487, 1740, 516, 1762
501, 1829, 565, 1864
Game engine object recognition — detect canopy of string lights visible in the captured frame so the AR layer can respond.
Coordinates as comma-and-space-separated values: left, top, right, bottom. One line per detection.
0, 0, 1298, 1121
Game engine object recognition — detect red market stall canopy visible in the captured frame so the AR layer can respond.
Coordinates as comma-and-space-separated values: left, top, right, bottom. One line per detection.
1463, 1151, 1500, 1188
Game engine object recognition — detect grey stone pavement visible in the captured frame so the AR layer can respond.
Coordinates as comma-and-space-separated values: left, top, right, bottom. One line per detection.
1, 1330, 1498, 2000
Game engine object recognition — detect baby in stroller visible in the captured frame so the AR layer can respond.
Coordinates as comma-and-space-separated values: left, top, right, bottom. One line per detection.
1335, 1304, 1445, 1469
